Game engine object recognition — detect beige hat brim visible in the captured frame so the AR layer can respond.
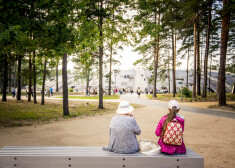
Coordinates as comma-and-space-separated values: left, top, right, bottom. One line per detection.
116, 106, 134, 114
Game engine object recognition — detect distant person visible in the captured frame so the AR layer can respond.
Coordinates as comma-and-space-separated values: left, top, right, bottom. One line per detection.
31, 88, 33, 97
50, 87, 53, 97
25, 88, 28, 97
137, 87, 141, 98
44, 89, 47, 97
130, 89, 133, 95
12, 88, 16, 98
103, 101, 141, 154
155, 100, 186, 155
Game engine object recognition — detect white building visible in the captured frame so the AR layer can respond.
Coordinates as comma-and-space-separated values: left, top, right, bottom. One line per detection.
45, 70, 234, 93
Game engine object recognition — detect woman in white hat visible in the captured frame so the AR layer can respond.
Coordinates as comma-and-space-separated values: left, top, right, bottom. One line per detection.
104, 101, 141, 154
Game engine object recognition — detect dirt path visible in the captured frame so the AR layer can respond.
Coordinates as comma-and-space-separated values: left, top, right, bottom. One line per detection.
1, 94, 235, 167
0, 104, 235, 168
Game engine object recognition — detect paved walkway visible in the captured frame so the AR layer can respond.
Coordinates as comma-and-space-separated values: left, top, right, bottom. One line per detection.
120, 94, 235, 119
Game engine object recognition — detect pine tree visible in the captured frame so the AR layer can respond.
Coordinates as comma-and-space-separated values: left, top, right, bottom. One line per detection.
218, 0, 231, 106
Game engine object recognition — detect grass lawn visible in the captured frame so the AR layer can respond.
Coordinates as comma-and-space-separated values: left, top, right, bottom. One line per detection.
55, 95, 120, 99
0, 99, 119, 127
146, 93, 235, 102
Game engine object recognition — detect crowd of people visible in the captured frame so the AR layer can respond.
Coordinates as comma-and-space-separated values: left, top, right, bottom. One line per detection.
82, 87, 146, 97
10, 86, 155, 98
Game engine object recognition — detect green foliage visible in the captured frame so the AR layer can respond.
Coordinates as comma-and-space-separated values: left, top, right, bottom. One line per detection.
226, 63, 235, 73
178, 87, 192, 98
68, 88, 74, 92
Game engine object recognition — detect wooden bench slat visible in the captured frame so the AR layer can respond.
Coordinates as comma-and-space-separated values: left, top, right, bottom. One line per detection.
0, 146, 204, 168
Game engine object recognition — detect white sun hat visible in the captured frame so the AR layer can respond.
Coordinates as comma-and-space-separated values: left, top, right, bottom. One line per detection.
116, 101, 134, 114
168, 100, 180, 109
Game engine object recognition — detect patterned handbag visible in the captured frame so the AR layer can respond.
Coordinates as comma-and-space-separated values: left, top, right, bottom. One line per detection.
163, 119, 183, 145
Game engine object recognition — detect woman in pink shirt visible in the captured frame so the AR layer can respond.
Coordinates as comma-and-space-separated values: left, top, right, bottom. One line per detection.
155, 100, 186, 155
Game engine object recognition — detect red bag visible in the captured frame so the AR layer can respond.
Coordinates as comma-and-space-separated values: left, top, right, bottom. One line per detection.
163, 119, 183, 145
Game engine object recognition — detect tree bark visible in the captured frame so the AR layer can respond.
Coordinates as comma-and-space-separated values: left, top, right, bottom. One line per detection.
202, 4, 211, 98
14, 58, 17, 88
17, 55, 22, 100
41, 59, 47, 105
218, 0, 230, 106
62, 53, 69, 115
108, 40, 112, 96
56, 59, 59, 92
153, 11, 157, 98
193, 21, 197, 98
186, 48, 189, 88
86, 68, 90, 94
2, 54, 7, 102
8, 61, 12, 93
108, 9, 114, 96
98, 1, 104, 109
209, 53, 212, 92
172, 30, 176, 97
197, 28, 201, 96
168, 40, 171, 93
28, 55, 32, 101
33, 50, 37, 104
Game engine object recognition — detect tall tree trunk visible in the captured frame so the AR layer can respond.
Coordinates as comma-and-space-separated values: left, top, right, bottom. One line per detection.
2, 54, 7, 102
193, 21, 197, 98
108, 40, 112, 96
0, 55, 2, 93
108, 9, 114, 96
168, 40, 171, 93
153, 11, 157, 98
218, 0, 230, 106
202, 4, 211, 98
197, 28, 201, 96
41, 59, 47, 105
98, 1, 104, 109
209, 53, 212, 92
17, 55, 22, 100
63, 53, 69, 116
56, 59, 59, 92
14, 59, 17, 88
28, 55, 32, 101
168, 58, 171, 93
186, 48, 190, 88
172, 30, 176, 97
8, 61, 12, 93
86, 69, 90, 94
33, 50, 37, 104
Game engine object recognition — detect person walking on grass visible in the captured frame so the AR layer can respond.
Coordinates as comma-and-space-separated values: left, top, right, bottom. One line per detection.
12, 88, 16, 98
103, 101, 141, 154
50, 87, 53, 97
155, 100, 186, 155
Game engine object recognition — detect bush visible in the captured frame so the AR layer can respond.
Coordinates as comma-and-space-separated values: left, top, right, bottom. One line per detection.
179, 87, 192, 98
68, 88, 74, 92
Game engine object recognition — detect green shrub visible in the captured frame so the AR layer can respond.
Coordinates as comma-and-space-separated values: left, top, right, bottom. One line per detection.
68, 88, 74, 92
179, 87, 192, 98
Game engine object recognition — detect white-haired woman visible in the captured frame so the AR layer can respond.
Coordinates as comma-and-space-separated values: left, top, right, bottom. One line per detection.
104, 101, 141, 154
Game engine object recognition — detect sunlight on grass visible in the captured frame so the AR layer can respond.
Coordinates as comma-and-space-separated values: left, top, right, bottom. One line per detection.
0, 100, 119, 127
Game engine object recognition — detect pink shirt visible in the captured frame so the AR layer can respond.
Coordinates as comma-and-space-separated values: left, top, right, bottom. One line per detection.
155, 115, 186, 155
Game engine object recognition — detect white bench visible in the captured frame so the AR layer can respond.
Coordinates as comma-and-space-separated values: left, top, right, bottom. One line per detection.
0, 146, 204, 168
